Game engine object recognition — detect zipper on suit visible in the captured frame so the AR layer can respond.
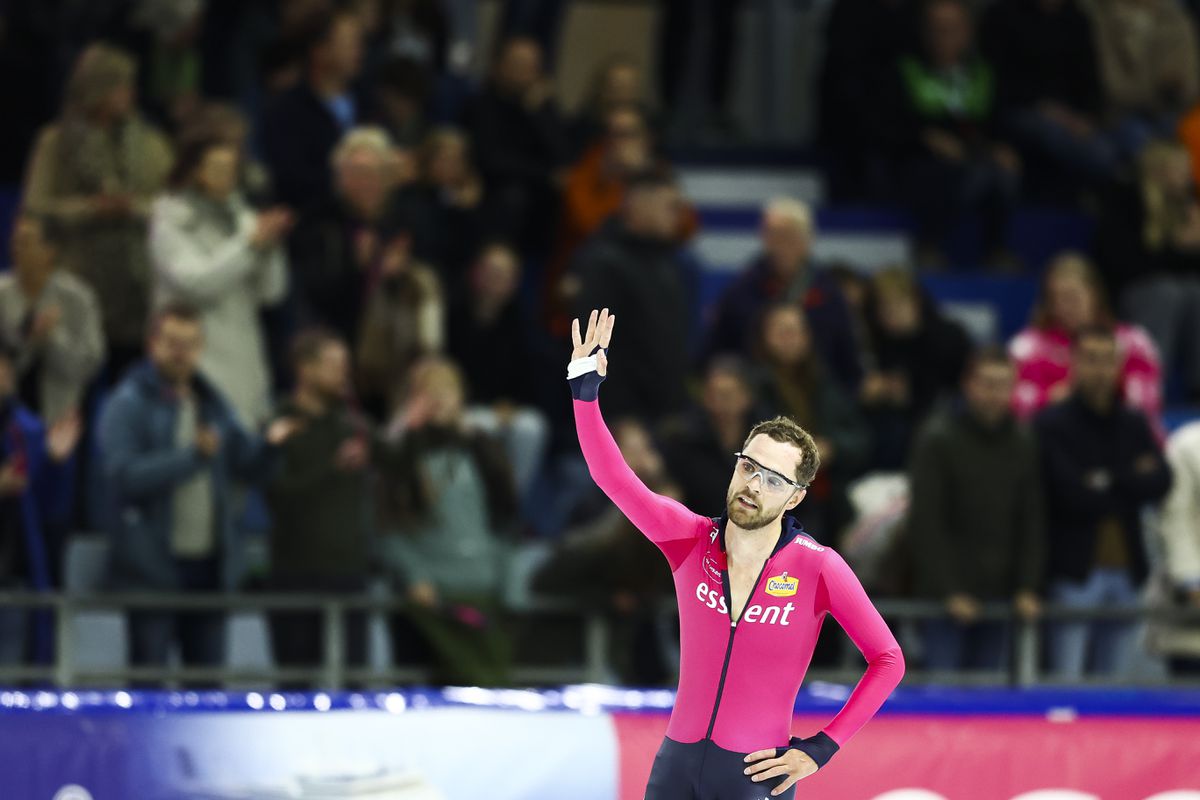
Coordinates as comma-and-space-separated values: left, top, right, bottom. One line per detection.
704, 555, 770, 739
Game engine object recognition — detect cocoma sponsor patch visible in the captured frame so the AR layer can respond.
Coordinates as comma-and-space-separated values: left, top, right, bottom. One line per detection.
764, 572, 799, 597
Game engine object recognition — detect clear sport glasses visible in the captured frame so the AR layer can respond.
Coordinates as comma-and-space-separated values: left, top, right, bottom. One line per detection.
733, 452, 807, 494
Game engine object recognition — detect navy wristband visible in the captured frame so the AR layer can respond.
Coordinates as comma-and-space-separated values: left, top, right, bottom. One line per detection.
569, 370, 605, 401
787, 731, 839, 768
567, 347, 607, 401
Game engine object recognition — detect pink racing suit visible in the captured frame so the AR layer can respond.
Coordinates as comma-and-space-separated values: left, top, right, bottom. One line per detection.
573, 395, 905, 760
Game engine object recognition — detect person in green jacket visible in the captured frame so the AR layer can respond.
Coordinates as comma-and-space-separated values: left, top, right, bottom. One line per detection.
264, 329, 374, 685
379, 356, 519, 686
906, 346, 1045, 672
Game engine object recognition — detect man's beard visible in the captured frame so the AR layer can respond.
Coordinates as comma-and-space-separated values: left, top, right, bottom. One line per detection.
726, 487, 775, 530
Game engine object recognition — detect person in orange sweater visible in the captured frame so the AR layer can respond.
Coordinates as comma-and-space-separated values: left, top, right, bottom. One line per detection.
543, 104, 697, 336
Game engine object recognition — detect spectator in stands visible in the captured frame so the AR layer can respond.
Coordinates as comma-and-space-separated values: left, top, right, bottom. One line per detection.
892, 0, 1020, 268
129, 0, 206, 130
1089, 0, 1199, 156
659, 356, 762, 518
354, 213, 444, 421
703, 197, 863, 393
656, 0, 743, 142
570, 168, 694, 424
292, 126, 413, 350
570, 56, 651, 155
0, 215, 105, 425
1156, 420, 1200, 674
861, 267, 971, 470
907, 347, 1045, 671
750, 302, 869, 539
448, 243, 550, 502
150, 133, 291, 430
980, 0, 1116, 191
1009, 252, 1162, 433
265, 329, 373, 685
380, 356, 518, 686
410, 127, 485, 286
22, 43, 172, 378
465, 35, 569, 251
98, 304, 296, 678
825, 263, 878, 377
369, 56, 432, 147
1035, 325, 1171, 679
1095, 142, 1200, 403
532, 416, 676, 684
358, 0, 453, 82
817, 0, 917, 200
0, 343, 80, 666
184, 102, 274, 205
547, 104, 659, 336
261, 5, 366, 212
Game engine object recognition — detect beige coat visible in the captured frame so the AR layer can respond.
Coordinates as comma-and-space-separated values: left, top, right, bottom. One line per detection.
150, 192, 288, 428
0, 270, 106, 422
21, 118, 173, 348
1085, 0, 1200, 118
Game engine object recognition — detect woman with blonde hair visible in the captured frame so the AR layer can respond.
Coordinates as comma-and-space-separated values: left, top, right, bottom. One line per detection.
380, 355, 517, 686
21, 44, 173, 376
1009, 252, 1162, 432
1094, 139, 1200, 403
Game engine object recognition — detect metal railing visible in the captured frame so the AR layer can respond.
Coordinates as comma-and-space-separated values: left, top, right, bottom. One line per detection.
1, 591, 1199, 689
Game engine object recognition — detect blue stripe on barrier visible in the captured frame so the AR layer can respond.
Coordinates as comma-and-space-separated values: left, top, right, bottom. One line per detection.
2, 685, 1198, 716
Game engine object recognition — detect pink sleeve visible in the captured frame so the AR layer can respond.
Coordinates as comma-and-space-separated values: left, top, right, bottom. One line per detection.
815, 549, 905, 746
1119, 325, 1165, 441
573, 398, 708, 569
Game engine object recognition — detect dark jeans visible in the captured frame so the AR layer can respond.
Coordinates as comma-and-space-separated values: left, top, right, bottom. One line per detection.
128, 557, 224, 681
266, 574, 368, 689
1170, 656, 1200, 675
906, 153, 1020, 256
1004, 107, 1121, 186
920, 617, 1010, 671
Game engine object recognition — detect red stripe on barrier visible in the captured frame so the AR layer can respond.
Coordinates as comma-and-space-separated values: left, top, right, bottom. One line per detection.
612, 712, 1200, 800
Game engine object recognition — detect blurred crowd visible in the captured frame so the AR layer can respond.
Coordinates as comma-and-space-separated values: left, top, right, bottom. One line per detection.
0, 0, 1196, 689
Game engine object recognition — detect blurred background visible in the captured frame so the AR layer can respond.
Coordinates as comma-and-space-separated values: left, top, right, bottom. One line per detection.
0, 0, 1199, 797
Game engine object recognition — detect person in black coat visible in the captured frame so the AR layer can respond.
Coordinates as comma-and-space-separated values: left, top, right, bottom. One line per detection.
1093, 141, 1200, 402
260, 7, 367, 214
861, 267, 971, 470
448, 243, 552, 501
702, 198, 863, 394
464, 35, 569, 253
658, 356, 763, 519
289, 126, 413, 350
407, 127, 487, 290
817, 0, 917, 200
980, 0, 1116, 190
1035, 325, 1172, 679
569, 169, 694, 425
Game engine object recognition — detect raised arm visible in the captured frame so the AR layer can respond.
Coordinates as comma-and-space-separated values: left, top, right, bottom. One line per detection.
570, 308, 709, 569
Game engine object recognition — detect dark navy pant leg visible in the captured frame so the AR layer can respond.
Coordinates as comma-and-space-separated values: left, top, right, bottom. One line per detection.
644, 737, 702, 799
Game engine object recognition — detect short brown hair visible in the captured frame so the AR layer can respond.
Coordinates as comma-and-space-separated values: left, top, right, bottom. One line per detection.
964, 344, 1012, 378
290, 327, 343, 370
148, 301, 202, 337
742, 416, 821, 487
